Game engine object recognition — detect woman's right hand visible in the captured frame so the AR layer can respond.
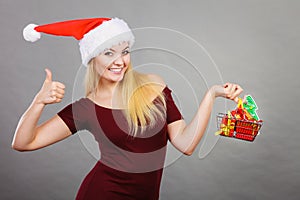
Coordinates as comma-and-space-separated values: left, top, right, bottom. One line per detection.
35, 68, 65, 105
12, 68, 70, 151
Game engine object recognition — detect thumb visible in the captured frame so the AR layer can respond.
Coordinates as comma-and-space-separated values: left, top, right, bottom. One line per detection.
44, 68, 52, 82
233, 97, 239, 104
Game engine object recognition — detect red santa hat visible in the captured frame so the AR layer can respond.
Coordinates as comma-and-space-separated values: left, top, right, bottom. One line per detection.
23, 17, 135, 66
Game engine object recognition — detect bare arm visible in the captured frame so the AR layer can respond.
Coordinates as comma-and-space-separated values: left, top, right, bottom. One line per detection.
168, 83, 243, 155
12, 69, 71, 151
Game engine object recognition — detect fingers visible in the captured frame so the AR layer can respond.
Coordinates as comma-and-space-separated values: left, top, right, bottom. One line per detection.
54, 81, 66, 90
223, 83, 243, 102
38, 68, 66, 105
49, 82, 65, 102
232, 85, 243, 103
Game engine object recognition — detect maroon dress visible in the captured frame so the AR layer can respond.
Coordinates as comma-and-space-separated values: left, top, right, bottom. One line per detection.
58, 86, 183, 200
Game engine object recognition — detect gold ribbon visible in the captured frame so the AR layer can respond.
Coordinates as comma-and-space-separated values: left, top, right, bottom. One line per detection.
215, 111, 235, 136
237, 98, 253, 120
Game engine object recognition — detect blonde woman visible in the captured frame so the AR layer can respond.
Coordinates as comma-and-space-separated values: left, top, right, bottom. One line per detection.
13, 18, 243, 200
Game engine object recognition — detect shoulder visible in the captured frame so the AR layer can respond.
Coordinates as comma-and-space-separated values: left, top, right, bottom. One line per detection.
146, 73, 166, 90
73, 98, 91, 106
61, 98, 92, 112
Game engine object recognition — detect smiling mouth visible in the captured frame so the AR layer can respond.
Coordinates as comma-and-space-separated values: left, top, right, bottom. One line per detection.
108, 67, 123, 73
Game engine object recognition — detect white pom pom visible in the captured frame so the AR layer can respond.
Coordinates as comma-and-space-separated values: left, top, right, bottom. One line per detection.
23, 24, 41, 42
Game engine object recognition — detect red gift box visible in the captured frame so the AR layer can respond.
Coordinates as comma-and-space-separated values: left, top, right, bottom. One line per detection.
216, 97, 263, 141
216, 113, 263, 142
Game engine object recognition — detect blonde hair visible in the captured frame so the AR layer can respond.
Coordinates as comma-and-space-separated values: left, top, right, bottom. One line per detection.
85, 60, 166, 137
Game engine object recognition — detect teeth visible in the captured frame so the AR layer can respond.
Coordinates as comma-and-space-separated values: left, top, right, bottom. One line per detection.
109, 68, 122, 72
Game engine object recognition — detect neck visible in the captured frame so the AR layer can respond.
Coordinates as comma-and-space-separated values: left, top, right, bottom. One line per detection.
97, 77, 120, 96
93, 78, 124, 108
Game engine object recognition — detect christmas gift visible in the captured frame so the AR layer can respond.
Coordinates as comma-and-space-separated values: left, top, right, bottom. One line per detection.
215, 95, 263, 141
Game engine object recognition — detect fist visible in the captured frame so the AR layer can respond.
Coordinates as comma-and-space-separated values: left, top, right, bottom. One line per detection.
35, 68, 65, 105
211, 83, 243, 103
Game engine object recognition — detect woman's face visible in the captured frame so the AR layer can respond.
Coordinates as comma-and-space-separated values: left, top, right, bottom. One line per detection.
94, 42, 131, 83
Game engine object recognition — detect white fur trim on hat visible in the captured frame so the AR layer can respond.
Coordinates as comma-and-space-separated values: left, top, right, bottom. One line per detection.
79, 18, 135, 66
23, 24, 41, 42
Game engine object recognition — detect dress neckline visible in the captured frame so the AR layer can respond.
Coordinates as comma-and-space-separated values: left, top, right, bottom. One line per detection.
85, 97, 124, 111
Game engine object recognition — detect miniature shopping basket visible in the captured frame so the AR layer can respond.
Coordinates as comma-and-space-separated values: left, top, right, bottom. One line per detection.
216, 113, 263, 142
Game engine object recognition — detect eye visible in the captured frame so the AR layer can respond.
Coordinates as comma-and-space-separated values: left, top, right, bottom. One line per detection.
104, 51, 114, 56
122, 50, 130, 55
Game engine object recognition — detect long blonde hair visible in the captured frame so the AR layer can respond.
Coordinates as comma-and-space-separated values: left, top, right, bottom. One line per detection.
85, 60, 166, 137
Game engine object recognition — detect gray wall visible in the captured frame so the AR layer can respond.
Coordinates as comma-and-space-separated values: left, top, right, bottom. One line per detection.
1, 0, 300, 199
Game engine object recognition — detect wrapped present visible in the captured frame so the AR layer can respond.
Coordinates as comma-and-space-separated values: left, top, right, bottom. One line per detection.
216, 96, 263, 142
215, 111, 236, 137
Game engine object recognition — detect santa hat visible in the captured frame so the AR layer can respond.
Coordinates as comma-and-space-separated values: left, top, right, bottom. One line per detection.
23, 17, 135, 66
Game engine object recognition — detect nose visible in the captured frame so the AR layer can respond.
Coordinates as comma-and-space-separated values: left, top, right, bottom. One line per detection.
113, 55, 124, 66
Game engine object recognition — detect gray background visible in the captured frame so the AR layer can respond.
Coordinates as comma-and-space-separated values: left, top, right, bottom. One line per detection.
1, 0, 300, 199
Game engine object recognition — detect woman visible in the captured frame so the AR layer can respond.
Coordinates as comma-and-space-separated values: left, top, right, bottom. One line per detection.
12, 17, 243, 199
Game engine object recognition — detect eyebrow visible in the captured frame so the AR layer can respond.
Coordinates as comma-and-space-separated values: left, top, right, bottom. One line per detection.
109, 46, 129, 52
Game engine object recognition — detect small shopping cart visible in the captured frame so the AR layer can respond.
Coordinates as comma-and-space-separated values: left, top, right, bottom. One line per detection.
216, 113, 263, 141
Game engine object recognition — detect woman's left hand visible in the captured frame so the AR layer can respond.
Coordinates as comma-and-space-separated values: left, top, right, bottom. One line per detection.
210, 83, 243, 103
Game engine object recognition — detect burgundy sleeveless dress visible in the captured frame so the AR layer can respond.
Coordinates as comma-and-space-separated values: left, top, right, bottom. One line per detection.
58, 86, 183, 200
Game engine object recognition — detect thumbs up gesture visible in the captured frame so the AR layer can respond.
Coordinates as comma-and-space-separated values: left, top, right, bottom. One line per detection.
35, 68, 66, 105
